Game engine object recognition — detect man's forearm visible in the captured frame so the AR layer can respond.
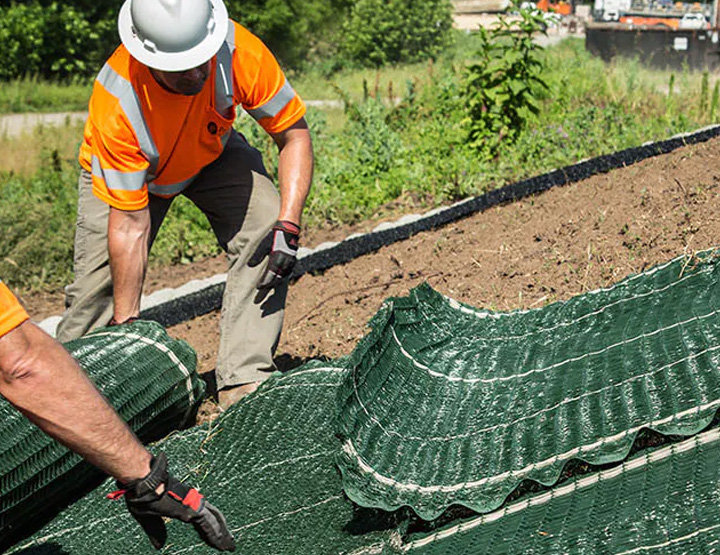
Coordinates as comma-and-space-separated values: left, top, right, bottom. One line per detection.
0, 321, 151, 483
108, 206, 151, 322
274, 119, 314, 225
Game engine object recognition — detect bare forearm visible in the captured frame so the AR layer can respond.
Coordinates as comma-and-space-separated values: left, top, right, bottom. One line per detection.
0, 322, 151, 483
275, 120, 314, 225
108, 206, 151, 322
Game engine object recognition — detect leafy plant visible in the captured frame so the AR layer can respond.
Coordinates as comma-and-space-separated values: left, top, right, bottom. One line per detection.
0, 1, 111, 80
340, 0, 453, 67
463, 4, 548, 158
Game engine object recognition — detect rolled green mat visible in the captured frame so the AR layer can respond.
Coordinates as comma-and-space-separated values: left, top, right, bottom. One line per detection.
0, 321, 205, 549
336, 250, 720, 519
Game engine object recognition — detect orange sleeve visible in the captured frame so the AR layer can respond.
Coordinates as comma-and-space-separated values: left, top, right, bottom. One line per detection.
233, 25, 306, 134
0, 281, 29, 338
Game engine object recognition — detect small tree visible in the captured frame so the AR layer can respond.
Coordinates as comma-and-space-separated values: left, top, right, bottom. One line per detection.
463, 6, 548, 158
341, 0, 453, 67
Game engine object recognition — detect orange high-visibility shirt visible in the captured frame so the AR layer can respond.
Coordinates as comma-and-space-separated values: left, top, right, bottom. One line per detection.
79, 20, 306, 211
0, 281, 29, 338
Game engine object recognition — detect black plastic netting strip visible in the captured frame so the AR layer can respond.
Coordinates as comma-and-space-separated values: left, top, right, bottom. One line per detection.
8, 361, 720, 554
0, 321, 205, 550
335, 249, 720, 519
141, 127, 720, 329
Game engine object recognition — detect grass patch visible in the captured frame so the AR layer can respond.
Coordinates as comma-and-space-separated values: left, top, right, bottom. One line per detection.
0, 76, 91, 114
0, 119, 86, 176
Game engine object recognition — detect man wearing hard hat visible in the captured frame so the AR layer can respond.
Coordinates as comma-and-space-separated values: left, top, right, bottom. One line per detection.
0, 279, 235, 551
56, 0, 314, 408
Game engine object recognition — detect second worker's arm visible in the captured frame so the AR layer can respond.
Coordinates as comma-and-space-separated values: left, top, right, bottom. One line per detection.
0, 313, 235, 551
108, 205, 151, 324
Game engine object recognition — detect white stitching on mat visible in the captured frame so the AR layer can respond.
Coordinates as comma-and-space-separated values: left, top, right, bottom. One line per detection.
440, 251, 714, 321
90, 331, 196, 408
398, 428, 720, 551
353, 345, 720, 442
214, 450, 332, 489
440, 265, 712, 339
611, 524, 720, 554
391, 307, 720, 384
343, 397, 720, 494
171, 496, 344, 554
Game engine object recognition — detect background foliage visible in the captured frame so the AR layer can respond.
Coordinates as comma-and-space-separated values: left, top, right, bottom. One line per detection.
340, 0, 453, 67
0, 0, 455, 80
463, 7, 548, 159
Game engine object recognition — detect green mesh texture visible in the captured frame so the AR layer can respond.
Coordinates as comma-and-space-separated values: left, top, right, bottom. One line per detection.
0, 321, 205, 548
401, 426, 720, 554
336, 250, 720, 519
7, 253, 720, 554
8, 362, 720, 555
7, 361, 404, 555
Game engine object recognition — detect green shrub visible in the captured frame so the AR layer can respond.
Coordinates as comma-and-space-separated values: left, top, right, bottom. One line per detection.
0, 2, 112, 80
226, 0, 352, 68
340, 0, 453, 67
463, 6, 548, 158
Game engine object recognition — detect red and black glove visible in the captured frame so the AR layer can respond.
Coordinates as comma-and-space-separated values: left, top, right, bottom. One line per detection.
248, 220, 300, 290
109, 453, 236, 552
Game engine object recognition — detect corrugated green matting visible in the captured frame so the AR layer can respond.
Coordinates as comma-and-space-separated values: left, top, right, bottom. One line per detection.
7, 251, 720, 554
0, 321, 205, 549
337, 251, 720, 519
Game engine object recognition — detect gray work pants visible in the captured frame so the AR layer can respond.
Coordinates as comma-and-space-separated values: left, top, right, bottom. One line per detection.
57, 132, 285, 390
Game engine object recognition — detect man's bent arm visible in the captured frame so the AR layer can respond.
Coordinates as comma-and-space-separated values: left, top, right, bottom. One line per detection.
271, 118, 314, 225
0, 321, 152, 483
108, 205, 151, 323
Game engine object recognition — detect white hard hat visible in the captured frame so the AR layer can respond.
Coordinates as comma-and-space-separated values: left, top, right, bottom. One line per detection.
118, 0, 229, 72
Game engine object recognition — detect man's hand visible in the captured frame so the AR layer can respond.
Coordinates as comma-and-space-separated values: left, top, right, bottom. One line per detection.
112, 453, 236, 552
248, 220, 300, 291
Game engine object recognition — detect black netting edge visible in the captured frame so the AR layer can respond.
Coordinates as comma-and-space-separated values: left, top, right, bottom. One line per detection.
142, 126, 720, 328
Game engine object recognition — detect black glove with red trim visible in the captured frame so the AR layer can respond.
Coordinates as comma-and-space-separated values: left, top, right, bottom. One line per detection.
248, 220, 300, 291
109, 453, 235, 552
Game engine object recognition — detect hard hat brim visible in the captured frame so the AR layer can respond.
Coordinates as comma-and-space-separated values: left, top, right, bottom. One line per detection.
118, 0, 229, 72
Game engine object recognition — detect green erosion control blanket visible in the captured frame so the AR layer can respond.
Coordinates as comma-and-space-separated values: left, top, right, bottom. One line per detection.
0, 321, 205, 549
7, 252, 720, 554
336, 251, 720, 519
8, 366, 720, 554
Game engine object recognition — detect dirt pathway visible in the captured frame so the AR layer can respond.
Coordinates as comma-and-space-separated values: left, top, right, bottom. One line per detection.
0, 111, 87, 138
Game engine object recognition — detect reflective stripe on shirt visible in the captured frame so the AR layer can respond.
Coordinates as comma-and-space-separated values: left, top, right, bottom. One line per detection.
148, 174, 197, 197
91, 155, 146, 192
246, 79, 297, 121
96, 63, 159, 176
214, 23, 236, 117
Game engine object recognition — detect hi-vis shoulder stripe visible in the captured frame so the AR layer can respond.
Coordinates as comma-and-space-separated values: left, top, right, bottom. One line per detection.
246, 79, 296, 120
91, 155, 146, 192
96, 63, 159, 176
214, 22, 236, 117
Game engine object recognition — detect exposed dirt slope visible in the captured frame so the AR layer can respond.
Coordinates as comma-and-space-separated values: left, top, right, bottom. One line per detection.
22, 136, 720, 417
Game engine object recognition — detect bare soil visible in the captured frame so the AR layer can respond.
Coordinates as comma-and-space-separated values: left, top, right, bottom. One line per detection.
21, 137, 720, 419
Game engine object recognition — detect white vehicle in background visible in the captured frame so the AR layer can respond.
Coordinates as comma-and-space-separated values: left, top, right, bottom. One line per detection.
678, 13, 709, 29
602, 8, 620, 20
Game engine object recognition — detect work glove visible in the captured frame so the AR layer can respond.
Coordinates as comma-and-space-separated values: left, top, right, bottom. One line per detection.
248, 220, 300, 291
108, 453, 236, 552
